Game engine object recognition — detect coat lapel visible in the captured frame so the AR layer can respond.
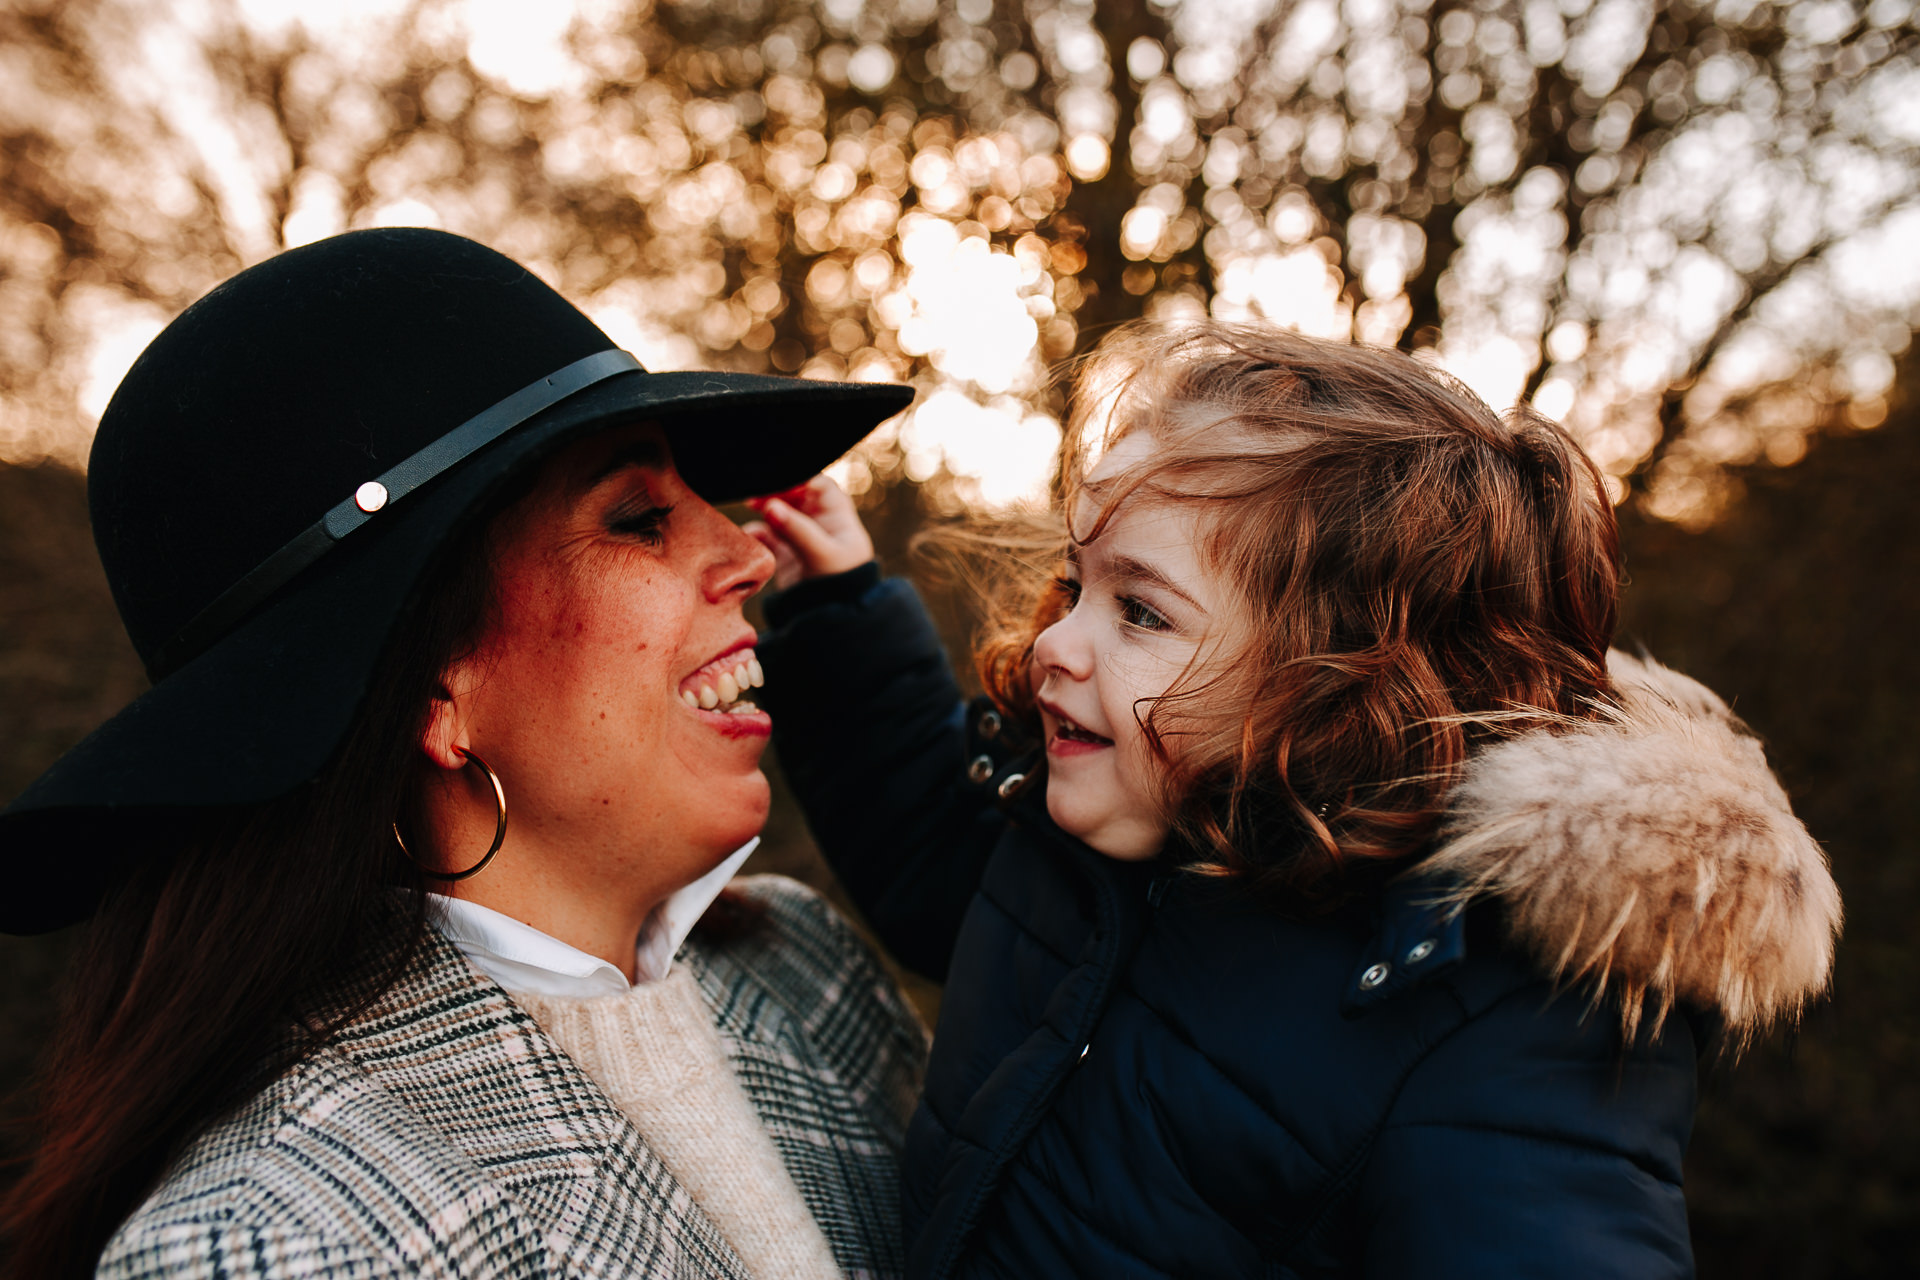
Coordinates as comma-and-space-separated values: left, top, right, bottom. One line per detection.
333, 924, 755, 1280
683, 909, 914, 1280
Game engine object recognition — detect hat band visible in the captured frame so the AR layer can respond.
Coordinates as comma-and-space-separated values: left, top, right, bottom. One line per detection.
146, 347, 644, 681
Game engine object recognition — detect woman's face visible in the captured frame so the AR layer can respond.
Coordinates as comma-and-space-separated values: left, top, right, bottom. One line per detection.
1032, 431, 1243, 861
432, 423, 776, 918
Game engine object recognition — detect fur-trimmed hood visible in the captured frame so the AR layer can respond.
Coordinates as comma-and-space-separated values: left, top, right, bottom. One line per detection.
1425, 650, 1841, 1046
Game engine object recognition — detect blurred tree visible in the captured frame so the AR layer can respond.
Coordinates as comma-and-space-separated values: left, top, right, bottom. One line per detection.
1096, 0, 1920, 529
0, 0, 1914, 517
1615, 347, 1920, 1277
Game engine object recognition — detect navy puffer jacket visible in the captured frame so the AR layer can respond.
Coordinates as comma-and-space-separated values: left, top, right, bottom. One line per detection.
758, 566, 1838, 1280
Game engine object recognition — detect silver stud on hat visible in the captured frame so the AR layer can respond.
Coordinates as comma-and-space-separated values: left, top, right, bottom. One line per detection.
354, 481, 389, 513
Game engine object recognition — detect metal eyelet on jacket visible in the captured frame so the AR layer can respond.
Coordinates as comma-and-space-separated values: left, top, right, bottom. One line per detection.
997, 772, 1027, 799
1359, 962, 1391, 990
979, 710, 1003, 739
1406, 939, 1436, 964
967, 755, 994, 784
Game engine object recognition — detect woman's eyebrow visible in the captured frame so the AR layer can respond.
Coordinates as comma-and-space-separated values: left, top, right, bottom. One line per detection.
589, 439, 668, 484
1111, 553, 1206, 614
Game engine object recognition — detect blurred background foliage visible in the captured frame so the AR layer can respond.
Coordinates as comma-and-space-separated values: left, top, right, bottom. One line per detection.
0, 0, 1916, 1272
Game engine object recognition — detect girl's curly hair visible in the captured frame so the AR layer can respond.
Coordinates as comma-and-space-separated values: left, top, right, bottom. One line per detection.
969, 320, 1621, 899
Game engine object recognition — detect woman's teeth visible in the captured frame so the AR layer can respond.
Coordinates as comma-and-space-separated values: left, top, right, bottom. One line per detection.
681, 652, 765, 713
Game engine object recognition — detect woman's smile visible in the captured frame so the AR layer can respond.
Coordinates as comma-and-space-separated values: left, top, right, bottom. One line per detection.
679, 640, 772, 737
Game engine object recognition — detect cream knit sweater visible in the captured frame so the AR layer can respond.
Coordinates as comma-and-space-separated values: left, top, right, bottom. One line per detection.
513, 968, 844, 1280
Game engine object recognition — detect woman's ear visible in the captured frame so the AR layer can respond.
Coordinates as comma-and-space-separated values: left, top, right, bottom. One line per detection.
420, 664, 476, 771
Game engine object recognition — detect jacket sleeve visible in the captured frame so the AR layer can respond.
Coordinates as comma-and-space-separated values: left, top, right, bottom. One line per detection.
98, 1223, 413, 1280
1355, 984, 1698, 1280
756, 564, 1013, 980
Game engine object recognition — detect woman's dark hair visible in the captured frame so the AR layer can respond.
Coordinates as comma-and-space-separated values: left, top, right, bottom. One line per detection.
974, 321, 1621, 899
0, 512, 505, 1278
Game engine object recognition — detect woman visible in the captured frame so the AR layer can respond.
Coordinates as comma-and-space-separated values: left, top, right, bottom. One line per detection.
0, 228, 927, 1279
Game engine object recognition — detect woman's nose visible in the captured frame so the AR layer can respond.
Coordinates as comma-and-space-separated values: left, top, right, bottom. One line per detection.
696, 501, 776, 602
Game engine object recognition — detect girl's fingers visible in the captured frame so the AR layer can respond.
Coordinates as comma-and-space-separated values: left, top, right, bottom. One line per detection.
744, 519, 796, 559
742, 520, 780, 554
805, 475, 854, 519
748, 476, 873, 578
750, 483, 818, 514
760, 497, 840, 563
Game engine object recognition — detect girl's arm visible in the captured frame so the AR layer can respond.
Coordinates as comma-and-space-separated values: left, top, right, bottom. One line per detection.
1356, 986, 1698, 1279
749, 481, 1016, 980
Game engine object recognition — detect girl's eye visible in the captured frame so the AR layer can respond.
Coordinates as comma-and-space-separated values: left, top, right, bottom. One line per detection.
611, 503, 674, 544
1119, 595, 1171, 632
1051, 574, 1083, 607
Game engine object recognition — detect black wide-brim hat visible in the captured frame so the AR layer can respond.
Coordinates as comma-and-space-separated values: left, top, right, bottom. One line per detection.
0, 228, 912, 933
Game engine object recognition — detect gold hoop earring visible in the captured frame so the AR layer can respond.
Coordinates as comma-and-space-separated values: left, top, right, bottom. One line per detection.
394, 747, 508, 881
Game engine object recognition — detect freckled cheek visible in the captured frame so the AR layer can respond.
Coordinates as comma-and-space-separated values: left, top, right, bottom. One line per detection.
547, 596, 679, 664
488, 579, 691, 727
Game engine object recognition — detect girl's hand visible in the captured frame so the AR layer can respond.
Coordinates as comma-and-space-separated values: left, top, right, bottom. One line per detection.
744, 475, 875, 591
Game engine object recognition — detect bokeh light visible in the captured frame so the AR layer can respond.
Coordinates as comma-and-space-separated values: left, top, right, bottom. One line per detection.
0, 0, 1913, 523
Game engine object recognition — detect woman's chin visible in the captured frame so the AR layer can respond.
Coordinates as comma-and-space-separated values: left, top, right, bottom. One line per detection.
698, 772, 772, 854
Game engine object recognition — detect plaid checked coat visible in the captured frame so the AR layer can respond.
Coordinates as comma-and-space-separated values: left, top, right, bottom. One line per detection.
97, 877, 928, 1280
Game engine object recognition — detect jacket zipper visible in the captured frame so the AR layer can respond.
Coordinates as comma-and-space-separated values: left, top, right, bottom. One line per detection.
928, 856, 1172, 1278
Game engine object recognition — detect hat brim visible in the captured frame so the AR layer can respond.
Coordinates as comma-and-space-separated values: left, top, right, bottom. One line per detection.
0, 369, 911, 932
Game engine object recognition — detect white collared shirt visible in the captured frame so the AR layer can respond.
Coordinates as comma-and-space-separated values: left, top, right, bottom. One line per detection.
427, 838, 759, 997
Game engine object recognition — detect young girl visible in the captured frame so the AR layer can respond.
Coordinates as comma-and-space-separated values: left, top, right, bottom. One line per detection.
749, 322, 1839, 1278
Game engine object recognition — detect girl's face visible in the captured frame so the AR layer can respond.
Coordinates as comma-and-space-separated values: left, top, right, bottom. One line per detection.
1032, 431, 1243, 860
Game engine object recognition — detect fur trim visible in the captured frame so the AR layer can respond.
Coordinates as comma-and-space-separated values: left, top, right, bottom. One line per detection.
1422, 651, 1841, 1046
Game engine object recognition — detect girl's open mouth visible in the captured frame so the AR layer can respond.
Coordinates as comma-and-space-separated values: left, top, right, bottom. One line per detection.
1056, 719, 1111, 745
1048, 709, 1113, 756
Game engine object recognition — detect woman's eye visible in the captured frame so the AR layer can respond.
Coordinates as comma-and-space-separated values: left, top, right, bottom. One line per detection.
1051, 574, 1083, 607
611, 503, 673, 543
1119, 595, 1171, 632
